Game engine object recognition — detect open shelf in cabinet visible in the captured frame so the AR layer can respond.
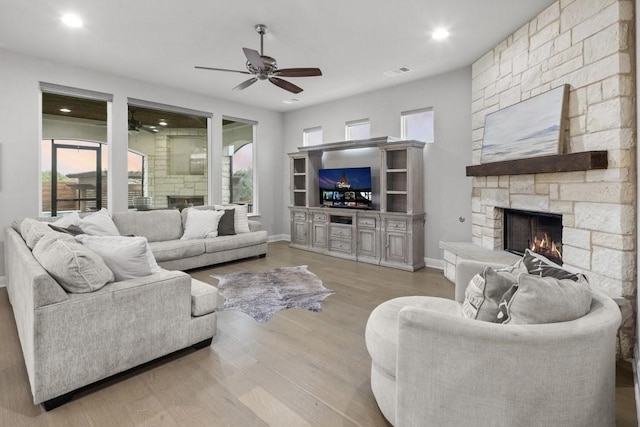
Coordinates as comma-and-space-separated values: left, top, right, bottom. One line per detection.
293, 158, 306, 174
386, 150, 407, 169
386, 171, 407, 192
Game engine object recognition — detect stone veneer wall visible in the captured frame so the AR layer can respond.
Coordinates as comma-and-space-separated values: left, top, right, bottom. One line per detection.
470, 0, 636, 354
147, 128, 208, 208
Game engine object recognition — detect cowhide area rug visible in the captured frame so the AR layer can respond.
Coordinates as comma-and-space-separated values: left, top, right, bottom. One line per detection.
211, 265, 334, 322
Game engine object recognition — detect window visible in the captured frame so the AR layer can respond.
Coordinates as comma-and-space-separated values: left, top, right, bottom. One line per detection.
303, 127, 323, 146
41, 88, 110, 216
127, 102, 210, 210
222, 117, 256, 213
401, 108, 434, 143
346, 119, 370, 140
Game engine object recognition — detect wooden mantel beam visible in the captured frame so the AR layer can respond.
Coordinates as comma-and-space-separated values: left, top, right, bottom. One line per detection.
465, 151, 608, 177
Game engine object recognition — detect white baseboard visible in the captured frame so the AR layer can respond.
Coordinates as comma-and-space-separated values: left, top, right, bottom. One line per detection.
425, 257, 444, 270
268, 234, 290, 242
0, 276, 5, 288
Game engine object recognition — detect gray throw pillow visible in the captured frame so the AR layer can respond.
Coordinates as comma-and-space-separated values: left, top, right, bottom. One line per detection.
462, 266, 519, 322
48, 224, 85, 236
497, 273, 592, 324
522, 249, 584, 281
217, 209, 236, 236
32, 232, 114, 293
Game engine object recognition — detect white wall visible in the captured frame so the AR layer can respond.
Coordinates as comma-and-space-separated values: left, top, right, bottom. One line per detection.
282, 67, 473, 263
0, 48, 284, 275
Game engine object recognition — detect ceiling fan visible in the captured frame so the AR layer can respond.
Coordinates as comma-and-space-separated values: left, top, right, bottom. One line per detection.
195, 24, 322, 94
128, 110, 157, 133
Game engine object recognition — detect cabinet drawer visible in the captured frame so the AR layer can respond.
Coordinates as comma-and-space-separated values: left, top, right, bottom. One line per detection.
330, 239, 351, 253
386, 219, 407, 230
293, 211, 307, 221
358, 217, 376, 228
330, 226, 352, 238
313, 213, 327, 222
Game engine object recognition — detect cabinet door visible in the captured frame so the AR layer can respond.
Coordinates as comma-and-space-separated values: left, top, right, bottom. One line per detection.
384, 231, 407, 263
312, 223, 328, 248
357, 228, 377, 258
292, 221, 308, 245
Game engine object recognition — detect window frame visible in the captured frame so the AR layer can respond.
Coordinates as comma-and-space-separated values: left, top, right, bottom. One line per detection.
345, 118, 371, 141
222, 115, 258, 214
303, 126, 323, 146
401, 107, 434, 143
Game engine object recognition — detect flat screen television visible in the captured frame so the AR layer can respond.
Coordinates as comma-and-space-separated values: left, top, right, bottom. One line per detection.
318, 167, 373, 209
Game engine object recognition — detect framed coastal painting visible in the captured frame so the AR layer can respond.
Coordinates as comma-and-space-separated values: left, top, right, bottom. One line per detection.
480, 84, 568, 164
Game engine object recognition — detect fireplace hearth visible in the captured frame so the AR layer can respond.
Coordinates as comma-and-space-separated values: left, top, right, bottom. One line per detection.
503, 209, 563, 265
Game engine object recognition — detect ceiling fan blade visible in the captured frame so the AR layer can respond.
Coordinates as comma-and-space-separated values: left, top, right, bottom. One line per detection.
195, 66, 250, 75
243, 48, 265, 70
233, 77, 259, 91
269, 77, 303, 94
273, 68, 322, 77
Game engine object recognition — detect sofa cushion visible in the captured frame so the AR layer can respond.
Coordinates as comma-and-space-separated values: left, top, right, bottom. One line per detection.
112, 210, 184, 242
191, 278, 219, 317
32, 232, 114, 293
497, 274, 592, 324
365, 296, 462, 378
148, 239, 206, 262
78, 208, 120, 236
181, 208, 225, 239
462, 266, 519, 321
203, 230, 268, 253
76, 235, 161, 281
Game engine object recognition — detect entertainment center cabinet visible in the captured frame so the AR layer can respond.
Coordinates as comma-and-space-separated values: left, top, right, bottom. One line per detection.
288, 137, 426, 271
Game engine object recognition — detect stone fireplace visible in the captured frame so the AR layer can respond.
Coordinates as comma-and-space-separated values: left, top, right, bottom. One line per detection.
464, 0, 636, 358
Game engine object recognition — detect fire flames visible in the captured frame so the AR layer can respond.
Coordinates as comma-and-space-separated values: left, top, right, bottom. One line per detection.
531, 233, 562, 261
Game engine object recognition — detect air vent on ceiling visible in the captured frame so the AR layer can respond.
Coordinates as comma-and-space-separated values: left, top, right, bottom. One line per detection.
382, 66, 412, 77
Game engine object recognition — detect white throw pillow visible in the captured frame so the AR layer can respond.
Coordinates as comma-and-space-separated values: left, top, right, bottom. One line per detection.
33, 232, 114, 293
20, 218, 55, 249
181, 208, 225, 240
52, 212, 81, 228
214, 204, 250, 233
76, 235, 160, 281
79, 208, 120, 236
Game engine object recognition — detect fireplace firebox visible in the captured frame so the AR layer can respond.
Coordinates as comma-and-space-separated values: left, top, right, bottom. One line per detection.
503, 209, 563, 265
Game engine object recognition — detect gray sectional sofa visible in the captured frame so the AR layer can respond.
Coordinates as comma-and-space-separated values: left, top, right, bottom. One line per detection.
4, 206, 268, 410
112, 208, 268, 270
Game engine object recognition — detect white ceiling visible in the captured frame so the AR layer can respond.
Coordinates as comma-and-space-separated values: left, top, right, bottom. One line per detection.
0, 0, 555, 112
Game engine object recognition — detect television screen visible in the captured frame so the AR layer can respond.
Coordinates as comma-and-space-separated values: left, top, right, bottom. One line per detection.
318, 167, 372, 191
318, 167, 372, 209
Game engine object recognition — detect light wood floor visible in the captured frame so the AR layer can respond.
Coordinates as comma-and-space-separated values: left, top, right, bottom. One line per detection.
0, 241, 636, 426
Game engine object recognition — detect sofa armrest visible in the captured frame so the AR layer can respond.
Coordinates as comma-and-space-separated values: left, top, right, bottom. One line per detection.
454, 260, 509, 303
31, 269, 193, 403
395, 294, 620, 427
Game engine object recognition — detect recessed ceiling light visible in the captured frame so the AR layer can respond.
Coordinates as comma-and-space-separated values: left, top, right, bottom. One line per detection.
432, 28, 449, 40
59, 108, 71, 113
159, 120, 167, 126
282, 99, 299, 104
148, 126, 156, 129
61, 13, 83, 28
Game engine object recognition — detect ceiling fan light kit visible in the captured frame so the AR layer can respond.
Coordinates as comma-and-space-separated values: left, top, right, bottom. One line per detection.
195, 24, 322, 94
